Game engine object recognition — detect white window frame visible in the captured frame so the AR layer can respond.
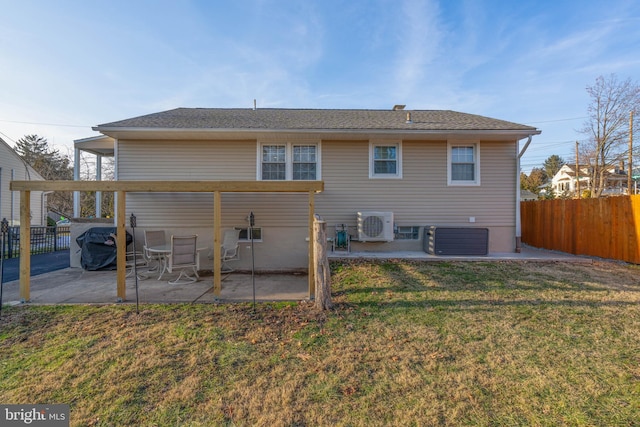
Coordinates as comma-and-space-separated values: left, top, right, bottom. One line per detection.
369, 141, 402, 179
447, 141, 480, 186
257, 142, 321, 181
395, 225, 420, 240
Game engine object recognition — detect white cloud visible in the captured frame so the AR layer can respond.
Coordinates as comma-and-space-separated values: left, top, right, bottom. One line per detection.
392, 0, 443, 100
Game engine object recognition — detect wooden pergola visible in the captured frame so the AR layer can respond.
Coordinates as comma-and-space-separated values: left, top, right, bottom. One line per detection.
9, 180, 324, 302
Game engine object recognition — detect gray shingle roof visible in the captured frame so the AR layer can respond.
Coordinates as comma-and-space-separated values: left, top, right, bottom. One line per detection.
95, 108, 539, 133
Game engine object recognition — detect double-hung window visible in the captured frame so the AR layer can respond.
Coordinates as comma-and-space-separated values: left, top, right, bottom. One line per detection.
259, 143, 319, 180
448, 142, 480, 185
370, 142, 402, 178
261, 145, 286, 180
293, 145, 317, 180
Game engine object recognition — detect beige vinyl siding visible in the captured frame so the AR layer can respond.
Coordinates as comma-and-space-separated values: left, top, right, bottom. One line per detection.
118, 139, 256, 180
117, 140, 312, 270
117, 137, 517, 231
117, 140, 309, 229
115, 137, 518, 259
316, 140, 516, 227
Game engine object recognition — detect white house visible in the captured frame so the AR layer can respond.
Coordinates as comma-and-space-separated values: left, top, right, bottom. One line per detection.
0, 137, 46, 225
551, 164, 628, 197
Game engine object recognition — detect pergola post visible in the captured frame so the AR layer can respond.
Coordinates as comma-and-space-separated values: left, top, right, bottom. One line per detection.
213, 191, 221, 297
308, 191, 315, 298
19, 190, 31, 302
116, 190, 126, 301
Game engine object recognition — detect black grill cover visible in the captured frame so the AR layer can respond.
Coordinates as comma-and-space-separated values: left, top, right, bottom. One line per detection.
76, 227, 132, 271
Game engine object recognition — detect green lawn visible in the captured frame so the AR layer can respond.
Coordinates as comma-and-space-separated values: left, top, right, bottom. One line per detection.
1, 260, 639, 426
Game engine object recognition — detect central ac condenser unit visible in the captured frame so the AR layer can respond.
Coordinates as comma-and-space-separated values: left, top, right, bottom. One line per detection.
357, 211, 394, 242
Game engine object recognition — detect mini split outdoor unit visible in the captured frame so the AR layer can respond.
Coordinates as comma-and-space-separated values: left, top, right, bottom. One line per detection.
357, 211, 394, 242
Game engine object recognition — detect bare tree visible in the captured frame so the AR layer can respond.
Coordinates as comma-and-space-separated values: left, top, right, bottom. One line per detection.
579, 74, 640, 197
520, 167, 547, 196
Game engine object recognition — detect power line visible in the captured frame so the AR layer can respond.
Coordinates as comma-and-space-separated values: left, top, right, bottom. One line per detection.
524, 116, 588, 124
0, 118, 89, 128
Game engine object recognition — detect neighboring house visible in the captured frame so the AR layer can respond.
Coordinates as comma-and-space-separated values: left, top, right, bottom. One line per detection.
520, 190, 538, 201
0, 137, 46, 226
79, 107, 540, 271
551, 164, 628, 197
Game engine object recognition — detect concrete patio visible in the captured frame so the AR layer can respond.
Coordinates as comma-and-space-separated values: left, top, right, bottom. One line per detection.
1, 269, 310, 305
1, 246, 592, 305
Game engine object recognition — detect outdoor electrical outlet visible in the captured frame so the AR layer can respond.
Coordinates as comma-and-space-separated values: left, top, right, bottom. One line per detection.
469, 217, 476, 223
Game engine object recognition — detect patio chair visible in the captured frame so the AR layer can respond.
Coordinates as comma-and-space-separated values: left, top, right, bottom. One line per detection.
165, 234, 200, 285
221, 229, 241, 272
144, 230, 166, 273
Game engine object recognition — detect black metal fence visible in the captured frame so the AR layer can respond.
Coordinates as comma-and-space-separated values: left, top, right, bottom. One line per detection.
1, 225, 71, 259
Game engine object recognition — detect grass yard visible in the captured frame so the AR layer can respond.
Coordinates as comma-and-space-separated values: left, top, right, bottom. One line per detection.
0, 260, 639, 426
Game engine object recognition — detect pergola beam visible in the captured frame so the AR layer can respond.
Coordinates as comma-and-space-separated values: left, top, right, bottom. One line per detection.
10, 180, 324, 193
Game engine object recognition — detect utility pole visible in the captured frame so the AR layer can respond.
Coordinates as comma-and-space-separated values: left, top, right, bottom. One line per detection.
575, 141, 580, 198
629, 111, 634, 195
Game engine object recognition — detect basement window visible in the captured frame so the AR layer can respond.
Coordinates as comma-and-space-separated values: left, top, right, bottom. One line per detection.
236, 227, 262, 242
395, 226, 420, 240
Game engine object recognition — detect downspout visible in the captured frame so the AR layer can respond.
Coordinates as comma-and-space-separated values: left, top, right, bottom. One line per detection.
515, 135, 533, 253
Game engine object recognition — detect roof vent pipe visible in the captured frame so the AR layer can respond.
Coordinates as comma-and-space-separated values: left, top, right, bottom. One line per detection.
406, 112, 412, 124
253, 99, 257, 110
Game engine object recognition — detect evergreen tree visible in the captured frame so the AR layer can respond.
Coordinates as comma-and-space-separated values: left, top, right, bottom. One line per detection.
15, 135, 74, 215
543, 155, 565, 181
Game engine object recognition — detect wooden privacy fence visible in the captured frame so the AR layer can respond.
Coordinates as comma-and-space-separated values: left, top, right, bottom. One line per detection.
521, 195, 640, 264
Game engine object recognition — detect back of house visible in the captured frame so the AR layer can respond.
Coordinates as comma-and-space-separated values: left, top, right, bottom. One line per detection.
89, 107, 540, 271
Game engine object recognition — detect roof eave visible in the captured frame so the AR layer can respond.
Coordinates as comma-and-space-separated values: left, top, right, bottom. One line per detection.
94, 126, 541, 141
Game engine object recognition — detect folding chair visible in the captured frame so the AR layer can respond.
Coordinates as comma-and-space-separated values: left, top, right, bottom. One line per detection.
144, 230, 166, 273
221, 229, 241, 272
165, 235, 200, 285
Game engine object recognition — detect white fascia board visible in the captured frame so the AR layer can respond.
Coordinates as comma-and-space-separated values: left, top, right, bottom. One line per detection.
94, 126, 540, 141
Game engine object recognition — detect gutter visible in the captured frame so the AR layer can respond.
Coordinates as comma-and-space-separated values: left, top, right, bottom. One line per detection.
515, 135, 533, 253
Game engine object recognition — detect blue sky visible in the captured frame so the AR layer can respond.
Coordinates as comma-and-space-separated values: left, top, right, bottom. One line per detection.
1, 0, 639, 173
